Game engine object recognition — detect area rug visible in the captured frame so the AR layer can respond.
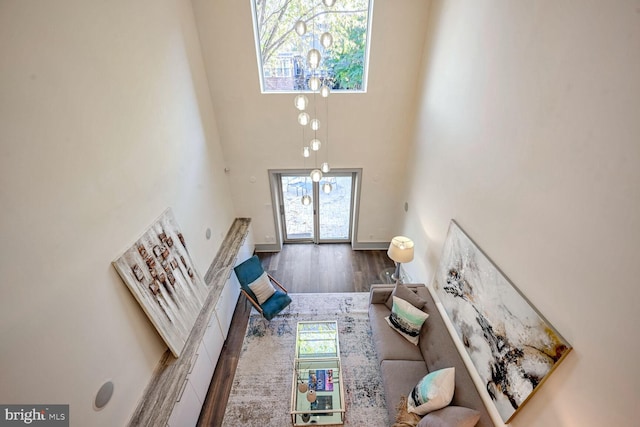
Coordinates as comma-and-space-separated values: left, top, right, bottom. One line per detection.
222, 292, 389, 426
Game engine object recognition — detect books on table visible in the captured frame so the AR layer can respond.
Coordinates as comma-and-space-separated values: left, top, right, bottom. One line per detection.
308, 369, 334, 391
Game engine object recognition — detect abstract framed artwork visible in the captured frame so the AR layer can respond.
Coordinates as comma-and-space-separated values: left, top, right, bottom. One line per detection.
432, 220, 572, 423
113, 208, 209, 357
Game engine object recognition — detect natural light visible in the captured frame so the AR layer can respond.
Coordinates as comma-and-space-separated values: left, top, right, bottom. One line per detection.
251, 0, 373, 93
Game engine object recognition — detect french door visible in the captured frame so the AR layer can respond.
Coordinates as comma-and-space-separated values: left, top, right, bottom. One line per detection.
276, 171, 357, 243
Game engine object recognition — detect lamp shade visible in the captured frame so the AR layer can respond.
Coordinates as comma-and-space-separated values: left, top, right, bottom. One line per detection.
387, 236, 414, 263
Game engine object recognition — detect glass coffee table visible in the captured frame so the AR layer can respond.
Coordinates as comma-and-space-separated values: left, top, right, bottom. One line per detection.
290, 321, 345, 425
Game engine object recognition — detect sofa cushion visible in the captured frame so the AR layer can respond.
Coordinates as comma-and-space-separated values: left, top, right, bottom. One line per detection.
380, 359, 428, 424
385, 283, 427, 310
369, 303, 423, 363
407, 367, 455, 415
386, 296, 430, 345
260, 290, 291, 321
417, 406, 481, 427
416, 290, 495, 427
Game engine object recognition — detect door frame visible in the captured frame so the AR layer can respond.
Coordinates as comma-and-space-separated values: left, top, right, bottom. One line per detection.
268, 168, 362, 248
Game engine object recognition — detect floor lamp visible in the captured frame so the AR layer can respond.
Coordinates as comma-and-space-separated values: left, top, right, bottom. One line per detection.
387, 236, 414, 283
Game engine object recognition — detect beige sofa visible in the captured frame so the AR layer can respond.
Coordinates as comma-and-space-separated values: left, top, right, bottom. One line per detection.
368, 284, 494, 427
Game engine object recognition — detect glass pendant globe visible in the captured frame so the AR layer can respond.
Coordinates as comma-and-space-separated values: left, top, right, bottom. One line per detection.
320, 32, 333, 49
310, 118, 320, 131
307, 49, 321, 70
322, 0, 336, 7
310, 169, 323, 182
301, 194, 312, 206
320, 84, 331, 98
322, 182, 332, 193
294, 94, 308, 111
321, 162, 330, 173
294, 20, 307, 36
308, 76, 321, 91
310, 139, 322, 151
302, 146, 310, 158
297, 112, 310, 126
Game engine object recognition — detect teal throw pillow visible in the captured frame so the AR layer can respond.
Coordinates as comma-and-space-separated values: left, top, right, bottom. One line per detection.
385, 296, 429, 345
407, 367, 455, 415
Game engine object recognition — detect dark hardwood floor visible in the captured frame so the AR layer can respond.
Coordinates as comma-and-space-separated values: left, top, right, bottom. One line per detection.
197, 244, 394, 426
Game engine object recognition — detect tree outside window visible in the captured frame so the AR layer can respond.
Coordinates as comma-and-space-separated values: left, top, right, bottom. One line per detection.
252, 0, 372, 93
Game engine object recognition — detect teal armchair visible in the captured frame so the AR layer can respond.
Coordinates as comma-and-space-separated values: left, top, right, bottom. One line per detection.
234, 255, 292, 321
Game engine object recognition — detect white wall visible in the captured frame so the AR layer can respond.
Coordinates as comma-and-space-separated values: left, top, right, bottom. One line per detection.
0, 0, 235, 425
192, 0, 430, 246
403, 1, 640, 426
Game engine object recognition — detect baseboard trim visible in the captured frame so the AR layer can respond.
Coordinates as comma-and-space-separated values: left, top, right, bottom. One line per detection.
351, 241, 390, 250
255, 241, 390, 252
254, 243, 282, 252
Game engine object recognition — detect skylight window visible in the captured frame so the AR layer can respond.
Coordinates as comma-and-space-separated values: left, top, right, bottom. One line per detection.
251, 0, 373, 93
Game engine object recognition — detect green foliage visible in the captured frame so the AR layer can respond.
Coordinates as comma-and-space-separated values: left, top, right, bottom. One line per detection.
323, 15, 366, 90
253, 0, 369, 91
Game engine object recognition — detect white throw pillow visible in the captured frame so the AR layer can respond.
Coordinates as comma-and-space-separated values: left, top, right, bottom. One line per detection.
385, 296, 429, 345
247, 272, 276, 305
407, 367, 455, 415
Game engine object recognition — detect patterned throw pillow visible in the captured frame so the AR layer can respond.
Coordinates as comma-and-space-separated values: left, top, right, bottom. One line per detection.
407, 367, 455, 416
385, 296, 429, 345
247, 272, 276, 305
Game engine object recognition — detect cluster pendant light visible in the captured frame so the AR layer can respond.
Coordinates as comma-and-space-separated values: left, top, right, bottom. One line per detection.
310, 139, 321, 151
320, 32, 333, 49
294, 94, 309, 111
293, 0, 336, 205
294, 20, 307, 36
307, 49, 321, 69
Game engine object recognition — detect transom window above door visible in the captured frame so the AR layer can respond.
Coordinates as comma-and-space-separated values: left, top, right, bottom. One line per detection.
250, 0, 373, 93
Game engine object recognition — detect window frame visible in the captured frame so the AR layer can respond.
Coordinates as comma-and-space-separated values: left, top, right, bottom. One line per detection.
250, 0, 375, 94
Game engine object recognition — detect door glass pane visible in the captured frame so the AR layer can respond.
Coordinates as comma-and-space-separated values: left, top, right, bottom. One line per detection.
281, 175, 314, 240
318, 175, 352, 240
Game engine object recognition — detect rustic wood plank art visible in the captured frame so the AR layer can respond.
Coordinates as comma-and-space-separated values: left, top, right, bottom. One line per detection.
113, 208, 208, 357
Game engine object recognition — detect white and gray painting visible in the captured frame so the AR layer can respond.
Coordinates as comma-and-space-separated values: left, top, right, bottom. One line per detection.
432, 221, 571, 423
113, 208, 209, 357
